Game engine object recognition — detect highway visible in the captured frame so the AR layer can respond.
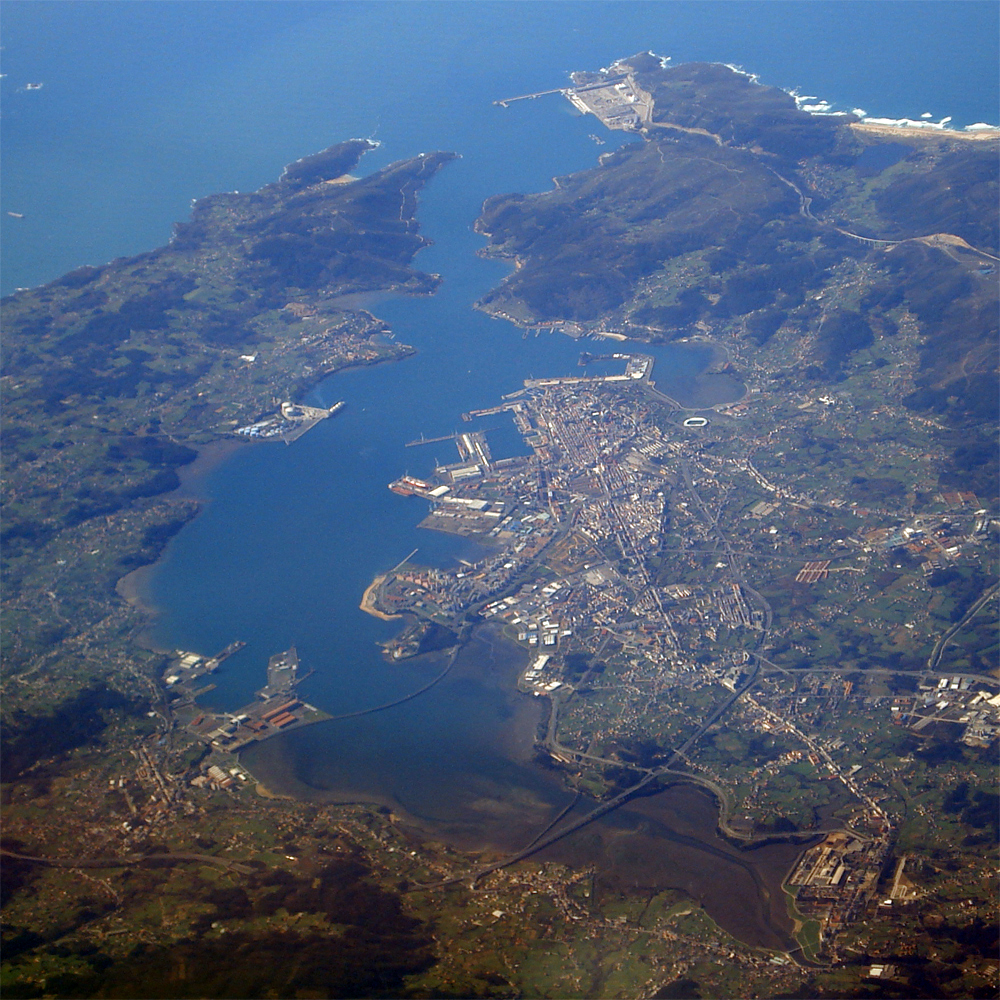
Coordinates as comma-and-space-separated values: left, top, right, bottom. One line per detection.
759, 657, 1000, 688
321, 632, 465, 723
926, 582, 998, 671
463, 655, 764, 886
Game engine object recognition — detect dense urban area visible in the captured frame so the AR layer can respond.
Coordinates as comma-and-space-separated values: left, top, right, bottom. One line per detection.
370, 337, 997, 978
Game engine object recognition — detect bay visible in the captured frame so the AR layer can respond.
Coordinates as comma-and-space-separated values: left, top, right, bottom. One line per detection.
4, 0, 997, 951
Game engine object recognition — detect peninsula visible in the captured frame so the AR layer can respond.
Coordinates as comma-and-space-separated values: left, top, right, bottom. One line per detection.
1, 140, 455, 720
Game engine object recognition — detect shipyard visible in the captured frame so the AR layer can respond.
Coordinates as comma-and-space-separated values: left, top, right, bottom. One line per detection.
164, 643, 330, 758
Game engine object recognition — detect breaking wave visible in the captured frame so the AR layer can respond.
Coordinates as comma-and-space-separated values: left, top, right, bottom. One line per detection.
786, 86, 998, 133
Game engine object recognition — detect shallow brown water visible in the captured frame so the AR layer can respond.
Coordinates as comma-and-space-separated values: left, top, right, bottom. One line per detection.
242, 629, 802, 951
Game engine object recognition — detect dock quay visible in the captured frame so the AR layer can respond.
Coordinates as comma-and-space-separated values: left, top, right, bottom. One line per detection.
163, 640, 247, 689
493, 86, 568, 108
392, 430, 495, 491
463, 405, 506, 420
455, 430, 493, 468
408, 426, 499, 446
405, 432, 459, 448
232, 400, 344, 444
255, 645, 302, 700
522, 352, 654, 389
493, 76, 627, 108
166, 644, 330, 754
214, 640, 247, 662
388, 475, 440, 498
461, 400, 525, 421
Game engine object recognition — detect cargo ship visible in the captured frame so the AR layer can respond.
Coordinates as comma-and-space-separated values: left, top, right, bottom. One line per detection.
389, 475, 432, 497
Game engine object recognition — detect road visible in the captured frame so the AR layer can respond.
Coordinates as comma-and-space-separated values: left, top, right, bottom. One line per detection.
926, 582, 998, 671
0, 847, 254, 875
760, 658, 999, 688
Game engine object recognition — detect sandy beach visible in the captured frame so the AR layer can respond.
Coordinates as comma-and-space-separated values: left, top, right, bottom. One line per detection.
115, 564, 160, 614
359, 575, 401, 620
850, 121, 1000, 142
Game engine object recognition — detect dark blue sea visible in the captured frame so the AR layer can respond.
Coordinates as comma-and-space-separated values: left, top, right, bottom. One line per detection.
3, 0, 997, 948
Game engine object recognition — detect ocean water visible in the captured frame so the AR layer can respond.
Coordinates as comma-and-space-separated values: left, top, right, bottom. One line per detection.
4, 0, 997, 947
3, 1, 998, 294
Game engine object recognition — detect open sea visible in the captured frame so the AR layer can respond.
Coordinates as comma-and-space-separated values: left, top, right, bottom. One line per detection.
3, 0, 997, 948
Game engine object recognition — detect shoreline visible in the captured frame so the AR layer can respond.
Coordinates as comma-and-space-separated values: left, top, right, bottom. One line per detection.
174, 437, 245, 493
471, 306, 745, 410
113, 439, 245, 627
647, 336, 748, 411
115, 564, 162, 618
850, 121, 1000, 142
231, 615, 802, 951
109, 333, 422, 644
359, 575, 402, 620
254, 781, 296, 801
240, 739, 801, 949
471, 298, 746, 403
673, 334, 730, 371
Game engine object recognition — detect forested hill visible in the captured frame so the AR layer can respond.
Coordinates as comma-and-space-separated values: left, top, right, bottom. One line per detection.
0, 141, 454, 701
475, 57, 998, 440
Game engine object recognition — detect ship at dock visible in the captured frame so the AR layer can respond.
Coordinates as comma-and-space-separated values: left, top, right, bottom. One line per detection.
389, 475, 433, 497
